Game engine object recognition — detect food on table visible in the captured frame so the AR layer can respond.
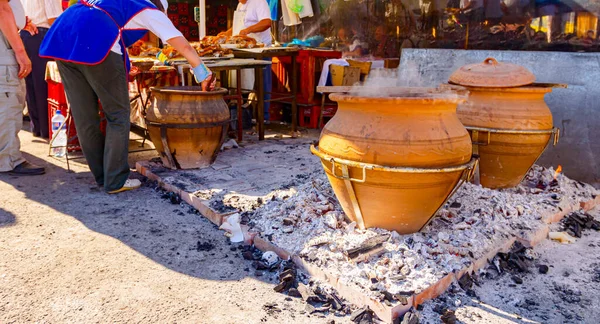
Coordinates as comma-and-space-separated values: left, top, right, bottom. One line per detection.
129, 33, 264, 60
129, 40, 161, 57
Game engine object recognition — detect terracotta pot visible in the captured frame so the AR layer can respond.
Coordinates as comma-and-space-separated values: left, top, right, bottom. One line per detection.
312, 88, 475, 234
453, 85, 555, 188
147, 87, 230, 169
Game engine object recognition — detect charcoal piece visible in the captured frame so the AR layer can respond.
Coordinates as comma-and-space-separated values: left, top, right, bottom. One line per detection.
371, 278, 379, 284
344, 234, 391, 259
327, 293, 344, 310
305, 303, 316, 314
466, 289, 478, 298
458, 273, 473, 291
433, 304, 446, 315
242, 251, 254, 260
252, 261, 269, 270
539, 264, 549, 274
314, 304, 332, 313
274, 280, 293, 293
450, 202, 462, 208
350, 306, 374, 324
279, 269, 295, 281
399, 309, 419, 324
512, 276, 524, 284
288, 288, 302, 298
280, 274, 295, 283
196, 242, 215, 252
441, 310, 457, 324
382, 290, 395, 302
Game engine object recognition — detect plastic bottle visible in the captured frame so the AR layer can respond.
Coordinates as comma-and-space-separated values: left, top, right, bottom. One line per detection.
51, 110, 67, 157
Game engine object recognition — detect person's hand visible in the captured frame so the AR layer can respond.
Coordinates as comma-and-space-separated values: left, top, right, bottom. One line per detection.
239, 28, 250, 36
201, 74, 216, 91
23, 17, 38, 36
191, 62, 213, 90
15, 50, 32, 79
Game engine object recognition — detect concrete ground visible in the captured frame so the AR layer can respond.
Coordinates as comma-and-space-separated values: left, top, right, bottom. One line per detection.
3, 125, 600, 324
0, 127, 339, 323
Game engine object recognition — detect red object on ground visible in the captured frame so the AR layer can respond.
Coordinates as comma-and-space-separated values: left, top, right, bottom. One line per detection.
47, 80, 107, 152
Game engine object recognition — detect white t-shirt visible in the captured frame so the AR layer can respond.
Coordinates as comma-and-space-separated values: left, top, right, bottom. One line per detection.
9, 0, 26, 30
21, 0, 63, 29
236, 0, 272, 46
110, 6, 183, 54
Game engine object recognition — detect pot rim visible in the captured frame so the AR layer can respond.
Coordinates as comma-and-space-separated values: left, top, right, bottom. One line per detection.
311, 144, 478, 173
444, 83, 553, 93
329, 87, 467, 104
151, 86, 229, 96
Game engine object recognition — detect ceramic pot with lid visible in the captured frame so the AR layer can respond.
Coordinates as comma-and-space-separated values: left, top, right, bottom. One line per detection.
445, 58, 560, 189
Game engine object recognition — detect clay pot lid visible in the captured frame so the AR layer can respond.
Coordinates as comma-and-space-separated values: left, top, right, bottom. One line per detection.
448, 58, 535, 88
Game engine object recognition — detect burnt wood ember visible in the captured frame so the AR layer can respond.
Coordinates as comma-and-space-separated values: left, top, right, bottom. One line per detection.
562, 212, 600, 238
350, 306, 375, 324
343, 234, 391, 259
449, 202, 462, 208
396, 309, 419, 324
539, 264, 550, 274
512, 275, 524, 284
440, 309, 457, 324
196, 242, 215, 252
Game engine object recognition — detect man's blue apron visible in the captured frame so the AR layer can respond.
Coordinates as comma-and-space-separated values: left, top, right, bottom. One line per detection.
40, 0, 158, 73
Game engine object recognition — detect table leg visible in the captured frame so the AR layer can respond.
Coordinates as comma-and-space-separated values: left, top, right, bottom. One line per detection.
236, 69, 243, 142
256, 66, 265, 140
220, 70, 227, 88
319, 93, 325, 129
291, 54, 298, 133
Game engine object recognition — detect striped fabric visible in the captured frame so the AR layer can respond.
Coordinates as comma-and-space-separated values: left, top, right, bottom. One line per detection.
21, 0, 63, 28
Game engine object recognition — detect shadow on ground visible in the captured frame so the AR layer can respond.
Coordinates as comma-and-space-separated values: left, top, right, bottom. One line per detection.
0, 148, 279, 286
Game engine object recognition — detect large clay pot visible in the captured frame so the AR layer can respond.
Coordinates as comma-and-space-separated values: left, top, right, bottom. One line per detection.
455, 86, 556, 189
447, 58, 559, 189
147, 87, 230, 169
311, 88, 476, 234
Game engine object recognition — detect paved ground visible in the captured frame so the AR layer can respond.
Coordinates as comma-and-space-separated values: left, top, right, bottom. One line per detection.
2, 126, 599, 324
0, 128, 338, 323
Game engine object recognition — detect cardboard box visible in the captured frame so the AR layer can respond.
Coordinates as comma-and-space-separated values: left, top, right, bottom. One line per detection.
330, 65, 361, 86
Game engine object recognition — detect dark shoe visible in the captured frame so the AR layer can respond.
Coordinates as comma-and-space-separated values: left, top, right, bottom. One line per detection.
6, 161, 45, 176
32, 132, 41, 138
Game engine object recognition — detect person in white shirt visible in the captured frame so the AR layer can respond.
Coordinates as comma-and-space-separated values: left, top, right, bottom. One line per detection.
20, 0, 62, 139
222, 0, 273, 121
0, 0, 46, 175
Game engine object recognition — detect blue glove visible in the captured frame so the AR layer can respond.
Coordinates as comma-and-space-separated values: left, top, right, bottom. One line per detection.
192, 62, 212, 83
156, 51, 171, 66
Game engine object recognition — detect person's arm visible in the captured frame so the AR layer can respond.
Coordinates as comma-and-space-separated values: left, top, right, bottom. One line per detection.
44, 0, 63, 25
131, 10, 213, 90
239, 18, 271, 36
219, 28, 232, 37
0, 0, 31, 78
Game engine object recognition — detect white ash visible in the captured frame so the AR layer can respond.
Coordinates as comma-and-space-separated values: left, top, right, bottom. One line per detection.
250, 165, 599, 301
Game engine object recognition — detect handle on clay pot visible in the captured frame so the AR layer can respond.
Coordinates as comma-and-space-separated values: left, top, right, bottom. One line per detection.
330, 158, 368, 183
483, 57, 498, 65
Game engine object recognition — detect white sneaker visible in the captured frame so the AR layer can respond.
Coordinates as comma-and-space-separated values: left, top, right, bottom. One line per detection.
108, 179, 142, 194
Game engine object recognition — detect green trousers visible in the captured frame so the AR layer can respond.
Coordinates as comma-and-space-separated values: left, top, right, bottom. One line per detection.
57, 53, 130, 191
